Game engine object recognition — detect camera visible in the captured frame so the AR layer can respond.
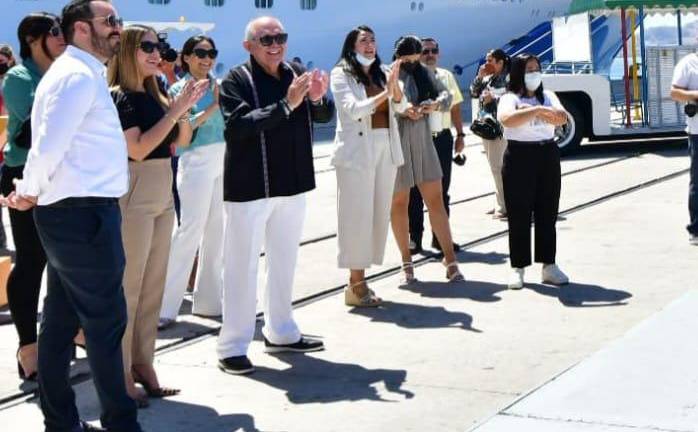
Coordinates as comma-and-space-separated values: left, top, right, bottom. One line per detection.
157, 32, 178, 63
685, 103, 698, 118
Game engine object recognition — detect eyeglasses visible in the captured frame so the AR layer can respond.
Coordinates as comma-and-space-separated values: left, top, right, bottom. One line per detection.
422, 48, 439, 55
193, 48, 218, 59
93, 15, 124, 29
48, 26, 62, 38
252, 33, 288, 47
139, 41, 161, 54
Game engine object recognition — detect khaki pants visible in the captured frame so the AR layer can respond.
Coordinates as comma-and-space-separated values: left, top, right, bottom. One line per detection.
483, 136, 508, 214
119, 159, 174, 372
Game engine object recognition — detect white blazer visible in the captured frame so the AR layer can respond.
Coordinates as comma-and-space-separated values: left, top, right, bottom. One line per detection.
330, 65, 408, 170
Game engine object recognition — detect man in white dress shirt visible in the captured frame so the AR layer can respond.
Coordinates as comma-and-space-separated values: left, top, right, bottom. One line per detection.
3, 1, 141, 431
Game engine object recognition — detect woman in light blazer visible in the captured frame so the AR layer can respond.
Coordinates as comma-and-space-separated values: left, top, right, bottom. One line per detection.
331, 25, 407, 307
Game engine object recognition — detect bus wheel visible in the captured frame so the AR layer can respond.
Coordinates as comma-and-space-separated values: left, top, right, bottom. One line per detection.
555, 99, 585, 155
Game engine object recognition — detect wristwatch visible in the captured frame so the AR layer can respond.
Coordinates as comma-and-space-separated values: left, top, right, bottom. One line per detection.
280, 98, 292, 117
456, 132, 466, 137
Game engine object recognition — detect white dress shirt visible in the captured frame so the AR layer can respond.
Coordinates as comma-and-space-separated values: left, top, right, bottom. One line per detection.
15, 45, 128, 205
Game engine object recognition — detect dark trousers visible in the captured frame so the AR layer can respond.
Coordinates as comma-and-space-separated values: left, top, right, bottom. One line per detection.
172, 155, 181, 225
1, 164, 47, 347
34, 200, 140, 432
502, 141, 561, 268
409, 129, 453, 242
688, 136, 698, 235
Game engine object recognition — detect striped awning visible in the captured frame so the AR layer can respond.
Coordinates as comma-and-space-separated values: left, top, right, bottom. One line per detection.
569, 0, 698, 14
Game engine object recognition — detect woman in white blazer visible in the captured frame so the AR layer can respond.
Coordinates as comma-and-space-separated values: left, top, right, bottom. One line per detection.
331, 25, 407, 307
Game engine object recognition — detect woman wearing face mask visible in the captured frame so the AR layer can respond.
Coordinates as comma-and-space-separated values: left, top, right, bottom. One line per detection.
497, 53, 569, 290
1, 12, 65, 380
108, 25, 208, 406
470, 48, 510, 219
159, 35, 226, 326
330, 25, 406, 307
391, 35, 463, 284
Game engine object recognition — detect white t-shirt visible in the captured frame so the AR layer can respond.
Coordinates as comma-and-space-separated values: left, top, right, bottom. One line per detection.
672, 53, 698, 134
497, 89, 564, 142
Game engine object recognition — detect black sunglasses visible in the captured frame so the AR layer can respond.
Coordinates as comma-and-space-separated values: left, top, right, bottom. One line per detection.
93, 14, 124, 29
253, 33, 288, 47
422, 48, 439, 55
139, 41, 161, 54
193, 48, 218, 59
48, 26, 62, 38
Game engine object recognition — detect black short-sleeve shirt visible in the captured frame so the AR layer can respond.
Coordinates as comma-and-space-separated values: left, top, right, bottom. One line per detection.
112, 89, 177, 160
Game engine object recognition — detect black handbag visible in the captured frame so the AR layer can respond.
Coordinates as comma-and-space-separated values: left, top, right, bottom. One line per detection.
13, 116, 32, 149
470, 115, 503, 140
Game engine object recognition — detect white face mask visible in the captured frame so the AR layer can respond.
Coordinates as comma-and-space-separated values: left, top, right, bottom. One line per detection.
524, 72, 542, 92
355, 52, 375, 67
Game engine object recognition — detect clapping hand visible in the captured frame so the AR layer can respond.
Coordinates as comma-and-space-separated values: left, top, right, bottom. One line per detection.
387, 60, 402, 98
308, 69, 329, 103
536, 106, 567, 125
287, 72, 311, 109
171, 79, 210, 118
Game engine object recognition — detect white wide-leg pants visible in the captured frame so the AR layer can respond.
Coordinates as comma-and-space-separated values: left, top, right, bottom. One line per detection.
335, 129, 396, 269
159, 143, 226, 320
217, 193, 306, 358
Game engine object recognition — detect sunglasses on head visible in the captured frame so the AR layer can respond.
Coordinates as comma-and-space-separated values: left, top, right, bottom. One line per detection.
93, 14, 124, 29
139, 41, 161, 54
254, 33, 288, 47
422, 48, 439, 55
193, 48, 218, 59
48, 26, 62, 38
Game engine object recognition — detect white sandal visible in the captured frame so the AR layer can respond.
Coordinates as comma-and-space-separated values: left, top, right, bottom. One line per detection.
443, 260, 465, 282
400, 262, 418, 285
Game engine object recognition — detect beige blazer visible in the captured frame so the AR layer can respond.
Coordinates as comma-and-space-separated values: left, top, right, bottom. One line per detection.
330, 65, 408, 170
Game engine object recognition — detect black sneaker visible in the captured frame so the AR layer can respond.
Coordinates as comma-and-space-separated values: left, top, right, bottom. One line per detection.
264, 336, 324, 354
218, 355, 255, 375
409, 238, 423, 255
431, 238, 461, 252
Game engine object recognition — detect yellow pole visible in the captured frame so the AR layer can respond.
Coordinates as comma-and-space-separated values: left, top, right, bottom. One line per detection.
630, 9, 641, 121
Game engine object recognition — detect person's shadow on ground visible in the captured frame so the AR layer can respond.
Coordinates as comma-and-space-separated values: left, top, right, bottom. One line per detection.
247, 354, 414, 404
527, 282, 632, 307
402, 279, 506, 303
138, 401, 260, 432
349, 299, 481, 332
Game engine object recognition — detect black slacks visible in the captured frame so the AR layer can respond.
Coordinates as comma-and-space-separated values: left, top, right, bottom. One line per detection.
0, 164, 47, 347
34, 199, 140, 432
502, 140, 561, 268
409, 129, 453, 241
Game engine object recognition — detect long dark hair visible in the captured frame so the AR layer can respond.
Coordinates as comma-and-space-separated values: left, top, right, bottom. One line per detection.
488, 48, 510, 75
337, 25, 386, 88
508, 53, 544, 104
394, 35, 439, 103
181, 35, 217, 75
17, 12, 61, 61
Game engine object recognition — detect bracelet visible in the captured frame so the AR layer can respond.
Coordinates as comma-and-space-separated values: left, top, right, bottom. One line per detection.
456, 132, 466, 137
166, 115, 177, 126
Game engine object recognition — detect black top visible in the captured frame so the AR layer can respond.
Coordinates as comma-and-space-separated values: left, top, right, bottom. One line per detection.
112, 89, 177, 160
219, 56, 334, 202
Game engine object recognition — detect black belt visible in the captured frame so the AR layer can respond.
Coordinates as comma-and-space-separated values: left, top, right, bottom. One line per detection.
45, 196, 118, 208
432, 129, 452, 138
507, 139, 556, 146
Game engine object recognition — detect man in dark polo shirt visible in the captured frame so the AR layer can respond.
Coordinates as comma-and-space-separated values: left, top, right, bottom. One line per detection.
216, 16, 334, 374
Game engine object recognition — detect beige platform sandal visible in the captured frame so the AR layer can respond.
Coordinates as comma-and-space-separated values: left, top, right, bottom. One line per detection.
345, 280, 382, 307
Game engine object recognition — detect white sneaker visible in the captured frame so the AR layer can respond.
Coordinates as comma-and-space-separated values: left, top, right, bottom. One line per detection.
508, 268, 524, 290
541, 264, 569, 285
690, 234, 698, 246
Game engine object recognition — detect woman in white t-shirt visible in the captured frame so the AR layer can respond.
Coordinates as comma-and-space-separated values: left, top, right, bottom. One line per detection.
497, 53, 569, 290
